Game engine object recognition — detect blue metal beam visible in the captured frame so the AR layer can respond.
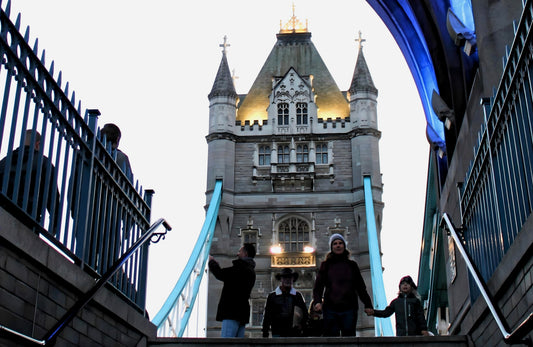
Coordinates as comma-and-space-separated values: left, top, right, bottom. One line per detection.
152, 179, 223, 336
366, 0, 445, 150
363, 175, 394, 336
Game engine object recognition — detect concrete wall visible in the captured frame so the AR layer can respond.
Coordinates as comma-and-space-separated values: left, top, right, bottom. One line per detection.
0, 207, 156, 346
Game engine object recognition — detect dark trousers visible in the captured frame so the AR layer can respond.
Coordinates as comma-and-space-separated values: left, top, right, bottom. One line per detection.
323, 308, 357, 336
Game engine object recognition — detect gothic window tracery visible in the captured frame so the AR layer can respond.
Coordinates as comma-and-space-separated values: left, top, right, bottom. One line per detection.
259, 145, 271, 165
277, 103, 289, 125
277, 145, 290, 163
296, 144, 309, 163
296, 102, 308, 125
316, 143, 328, 164
278, 217, 310, 252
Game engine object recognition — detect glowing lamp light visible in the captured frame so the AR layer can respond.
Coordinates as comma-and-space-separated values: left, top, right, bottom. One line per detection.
270, 245, 282, 254
303, 245, 315, 253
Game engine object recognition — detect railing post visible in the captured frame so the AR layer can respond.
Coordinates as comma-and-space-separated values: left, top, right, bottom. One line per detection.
74, 109, 100, 266
138, 189, 155, 310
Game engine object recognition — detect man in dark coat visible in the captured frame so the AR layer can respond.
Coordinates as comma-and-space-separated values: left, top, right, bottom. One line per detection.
209, 243, 256, 337
0, 130, 60, 227
262, 268, 308, 337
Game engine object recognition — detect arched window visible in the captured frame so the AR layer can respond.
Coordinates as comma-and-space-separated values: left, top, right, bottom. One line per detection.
278, 217, 310, 252
296, 144, 308, 163
259, 146, 270, 165
296, 102, 308, 125
277, 145, 290, 163
277, 103, 289, 125
316, 143, 328, 164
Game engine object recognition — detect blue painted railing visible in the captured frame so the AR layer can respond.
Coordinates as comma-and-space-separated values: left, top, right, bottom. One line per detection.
459, 0, 533, 301
0, 1, 153, 310
152, 179, 222, 337
363, 175, 393, 336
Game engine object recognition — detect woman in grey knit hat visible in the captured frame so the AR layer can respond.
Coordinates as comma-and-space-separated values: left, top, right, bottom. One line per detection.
312, 233, 374, 336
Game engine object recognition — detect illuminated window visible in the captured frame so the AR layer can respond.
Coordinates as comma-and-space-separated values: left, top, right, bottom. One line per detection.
259, 146, 270, 165
316, 143, 328, 164
296, 102, 308, 125
278, 217, 310, 252
277, 103, 289, 125
278, 145, 290, 163
296, 144, 308, 163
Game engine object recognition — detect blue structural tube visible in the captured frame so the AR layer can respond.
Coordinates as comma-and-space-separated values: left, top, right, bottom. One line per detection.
152, 179, 223, 334
363, 176, 394, 336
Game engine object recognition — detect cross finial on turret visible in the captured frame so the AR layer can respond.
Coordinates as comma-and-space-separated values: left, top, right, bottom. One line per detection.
219, 35, 231, 54
356, 30, 366, 49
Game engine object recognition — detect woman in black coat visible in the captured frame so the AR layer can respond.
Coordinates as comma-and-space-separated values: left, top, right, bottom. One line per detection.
312, 234, 374, 336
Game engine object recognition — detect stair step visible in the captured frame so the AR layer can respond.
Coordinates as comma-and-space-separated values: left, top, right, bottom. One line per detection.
149, 335, 474, 347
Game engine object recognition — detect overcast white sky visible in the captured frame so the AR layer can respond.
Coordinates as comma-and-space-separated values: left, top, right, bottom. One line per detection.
9, 0, 429, 334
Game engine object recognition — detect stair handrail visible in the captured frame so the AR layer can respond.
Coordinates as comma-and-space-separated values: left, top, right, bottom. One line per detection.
43, 218, 171, 344
441, 213, 533, 345
0, 218, 171, 345
152, 179, 223, 337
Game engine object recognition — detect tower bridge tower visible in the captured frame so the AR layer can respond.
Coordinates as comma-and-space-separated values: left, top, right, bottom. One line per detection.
205, 12, 382, 337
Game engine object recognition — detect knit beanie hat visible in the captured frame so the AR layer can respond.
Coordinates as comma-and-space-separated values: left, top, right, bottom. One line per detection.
399, 275, 417, 289
329, 233, 346, 251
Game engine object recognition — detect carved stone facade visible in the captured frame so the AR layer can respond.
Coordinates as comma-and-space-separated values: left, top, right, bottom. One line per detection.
205, 23, 382, 338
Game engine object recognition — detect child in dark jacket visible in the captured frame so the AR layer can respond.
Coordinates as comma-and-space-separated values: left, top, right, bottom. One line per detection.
371, 275, 429, 336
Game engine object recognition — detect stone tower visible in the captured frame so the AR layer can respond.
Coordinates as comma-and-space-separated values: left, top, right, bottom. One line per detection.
205, 15, 382, 338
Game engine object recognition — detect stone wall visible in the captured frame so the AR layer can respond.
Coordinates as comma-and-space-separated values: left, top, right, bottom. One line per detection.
0, 207, 156, 346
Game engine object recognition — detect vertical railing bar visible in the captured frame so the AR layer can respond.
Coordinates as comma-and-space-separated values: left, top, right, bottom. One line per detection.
49, 120, 62, 234
518, 81, 533, 209
3, 71, 22, 202
11, 83, 31, 201
29, 120, 46, 221
57, 133, 71, 241
92, 178, 103, 271
0, 69, 13, 152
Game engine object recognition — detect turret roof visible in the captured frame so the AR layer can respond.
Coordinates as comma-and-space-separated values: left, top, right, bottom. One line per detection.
349, 43, 377, 95
208, 38, 237, 99
237, 28, 349, 121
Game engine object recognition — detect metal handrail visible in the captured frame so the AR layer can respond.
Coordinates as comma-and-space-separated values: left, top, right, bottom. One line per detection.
152, 179, 222, 337
44, 218, 171, 344
441, 213, 533, 345
0, 218, 171, 346
363, 175, 393, 336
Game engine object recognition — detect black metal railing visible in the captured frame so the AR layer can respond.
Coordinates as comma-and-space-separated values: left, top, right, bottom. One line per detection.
0, 1, 152, 310
441, 214, 533, 345
459, 0, 533, 299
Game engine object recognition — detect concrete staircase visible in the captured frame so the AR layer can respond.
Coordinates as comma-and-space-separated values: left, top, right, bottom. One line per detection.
148, 335, 474, 346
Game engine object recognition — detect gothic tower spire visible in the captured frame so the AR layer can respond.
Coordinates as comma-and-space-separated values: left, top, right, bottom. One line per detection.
349, 31, 377, 96
208, 35, 237, 99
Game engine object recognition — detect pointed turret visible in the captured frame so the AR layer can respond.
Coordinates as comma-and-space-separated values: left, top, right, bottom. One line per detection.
348, 32, 382, 215
208, 36, 238, 137
349, 32, 378, 130
206, 36, 238, 195
208, 38, 237, 99
349, 46, 377, 95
